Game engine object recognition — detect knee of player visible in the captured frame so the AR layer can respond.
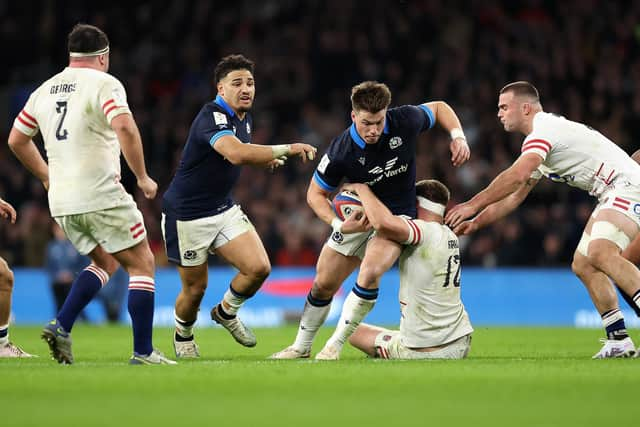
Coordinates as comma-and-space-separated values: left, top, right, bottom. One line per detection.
586, 246, 612, 270
247, 260, 271, 282
357, 265, 385, 287
186, 282, 207, 299
310, 281, 337, 300
0, 259, 14, 291
571, 254, 588, 276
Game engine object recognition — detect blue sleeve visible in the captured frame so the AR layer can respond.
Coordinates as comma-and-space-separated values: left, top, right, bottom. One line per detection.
390, 105, 434, 134
197, 108, 235, 147
312, 141, 344, 192
418, 104, 435, 131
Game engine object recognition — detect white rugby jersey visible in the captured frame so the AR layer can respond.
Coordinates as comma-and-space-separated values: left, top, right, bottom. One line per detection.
13, 67, 132, 216
521, 112, 640, 199
398, 218, 473, 348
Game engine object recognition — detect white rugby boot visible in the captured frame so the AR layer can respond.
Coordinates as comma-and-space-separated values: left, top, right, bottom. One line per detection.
173, 334, 200, 358
315, 344, 341, 361
592, 337, 636, 359
269, 345, 311, 359
0, 342, 35, 358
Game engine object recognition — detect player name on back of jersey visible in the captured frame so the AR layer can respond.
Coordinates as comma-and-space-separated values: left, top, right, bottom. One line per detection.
49, 83, 76, 95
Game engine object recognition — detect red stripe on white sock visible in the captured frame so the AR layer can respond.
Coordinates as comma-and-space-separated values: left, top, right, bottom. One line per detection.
85, 264, 109, 286
129, 276, 155, 292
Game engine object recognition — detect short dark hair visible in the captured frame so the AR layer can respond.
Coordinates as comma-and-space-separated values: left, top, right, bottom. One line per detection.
499, 81, 540, 102
214, 54, 255, 83
416, 179, 450, 206
351, 81, 392, 113
67, 23, 109, 55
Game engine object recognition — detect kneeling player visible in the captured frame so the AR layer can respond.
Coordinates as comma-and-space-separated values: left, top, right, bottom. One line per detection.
345, 181, 473, 360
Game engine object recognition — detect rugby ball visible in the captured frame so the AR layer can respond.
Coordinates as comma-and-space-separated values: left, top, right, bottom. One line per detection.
332, 190, 364, 221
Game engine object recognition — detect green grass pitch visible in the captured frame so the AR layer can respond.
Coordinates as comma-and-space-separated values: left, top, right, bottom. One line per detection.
2, 326, 638, 427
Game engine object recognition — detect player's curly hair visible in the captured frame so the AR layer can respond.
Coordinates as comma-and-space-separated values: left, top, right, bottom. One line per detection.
214, 54, 255, 83
351, 81, 392, 113
67, 23, 109, 54
416, 180, 450, 206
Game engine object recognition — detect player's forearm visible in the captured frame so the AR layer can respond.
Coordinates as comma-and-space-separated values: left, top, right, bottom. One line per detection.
8, 138, 48, 183
117, 128, 150, 180
112, 115, 150, 180
353, 185, 392, 230
468, 166, 528, 212
472, 179, 533, 229
631, 149, 640, 165
307, 188, 337, 225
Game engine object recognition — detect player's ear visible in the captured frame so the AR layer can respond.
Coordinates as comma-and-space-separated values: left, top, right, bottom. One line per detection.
217, 81, 224, 96
351, 110, 356, 122
522, 102, 531, 115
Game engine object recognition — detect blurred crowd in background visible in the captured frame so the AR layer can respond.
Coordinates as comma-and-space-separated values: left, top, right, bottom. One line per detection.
1, 0, 639, 269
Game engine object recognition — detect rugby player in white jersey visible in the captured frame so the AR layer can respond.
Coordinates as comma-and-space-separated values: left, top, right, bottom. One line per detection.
446, 81, 640, 359
8, 23, 175, 364
343, 181, 473, 360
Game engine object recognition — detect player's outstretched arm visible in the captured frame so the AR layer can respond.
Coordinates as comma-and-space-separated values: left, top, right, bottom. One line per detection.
446, 153, 542, 228
111, 114, 157, 199
342, 183, 409, 243
8, 127, 49, 189
424, 101, 470, 167
214, 135, 316, 165
453, 178, 537, 236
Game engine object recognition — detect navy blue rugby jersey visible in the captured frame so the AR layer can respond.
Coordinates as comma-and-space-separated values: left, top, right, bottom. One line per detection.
313, 104, 434, 218
163, 95, 253, 220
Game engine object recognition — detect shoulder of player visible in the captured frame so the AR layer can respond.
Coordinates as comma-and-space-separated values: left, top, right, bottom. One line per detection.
385, 105, 424, 128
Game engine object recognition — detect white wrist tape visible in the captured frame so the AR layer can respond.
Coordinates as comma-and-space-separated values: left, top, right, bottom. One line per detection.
417, 196, 446, 216
450, 127, 466, 141
331, 217, 344, 232
271, 144, 291, 159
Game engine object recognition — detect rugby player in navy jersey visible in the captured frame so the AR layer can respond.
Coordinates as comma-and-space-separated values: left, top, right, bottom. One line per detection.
162, 55, 316, 357
271, 81, 470, 359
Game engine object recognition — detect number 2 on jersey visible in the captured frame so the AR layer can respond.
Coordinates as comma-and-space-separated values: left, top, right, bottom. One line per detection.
55, 101, 69, 141
443, 254, 461, 287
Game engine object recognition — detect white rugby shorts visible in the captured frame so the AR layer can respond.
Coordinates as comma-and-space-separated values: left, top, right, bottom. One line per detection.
54, 199, 146, 255
161, 204, 254, 266
374, 330, 471, 360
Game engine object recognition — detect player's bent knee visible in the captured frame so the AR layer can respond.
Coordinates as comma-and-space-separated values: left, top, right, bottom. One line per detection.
0, 259, 14, 292
185, 283, 207, 300
245, 261, 271, 282
358, 265, 385, 287
571, 253, 590, 277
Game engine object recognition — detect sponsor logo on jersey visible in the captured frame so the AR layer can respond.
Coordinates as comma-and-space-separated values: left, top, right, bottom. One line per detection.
317, 154, 330, 173
389, 136, 403, 149
213, 112, 228, 126
112, 87, 126, 105
548, 172, 575, 183
358, 157, 365, 165
246, 123, 251, 134
368, 157, 398, 174
365, 157, 408, 185
633, 204, 640, 216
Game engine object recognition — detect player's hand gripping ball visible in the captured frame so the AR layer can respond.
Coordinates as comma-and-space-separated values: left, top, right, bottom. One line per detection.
332, 190, 364, 220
